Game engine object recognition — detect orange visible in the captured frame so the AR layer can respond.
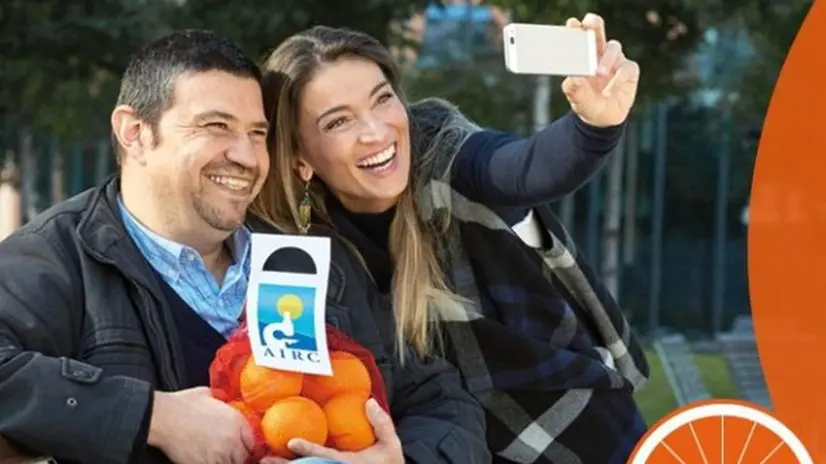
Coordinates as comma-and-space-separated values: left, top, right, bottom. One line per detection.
302, 351, 371, 406
323, 393, 377, 452
260, 396, 328, 459
239, 358, 304, 413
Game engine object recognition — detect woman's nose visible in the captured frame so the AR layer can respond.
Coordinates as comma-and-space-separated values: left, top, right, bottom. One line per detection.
358, 117, 390, 144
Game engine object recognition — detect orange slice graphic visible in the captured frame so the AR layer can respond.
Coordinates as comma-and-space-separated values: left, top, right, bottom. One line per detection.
628, 400, 813, 463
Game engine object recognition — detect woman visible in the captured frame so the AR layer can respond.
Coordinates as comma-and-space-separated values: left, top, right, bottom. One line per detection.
253, 15, 649, 464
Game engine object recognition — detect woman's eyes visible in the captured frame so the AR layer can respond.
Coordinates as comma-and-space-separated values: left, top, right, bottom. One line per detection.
377, 92, 394, 104
322, 92, 395, 131
325, 117, 349, 131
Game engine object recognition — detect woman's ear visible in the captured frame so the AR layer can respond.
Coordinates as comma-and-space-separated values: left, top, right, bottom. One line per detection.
295, 158, 314, 183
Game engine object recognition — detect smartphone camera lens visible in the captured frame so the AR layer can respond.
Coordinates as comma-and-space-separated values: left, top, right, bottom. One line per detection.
509, 36, 515, 45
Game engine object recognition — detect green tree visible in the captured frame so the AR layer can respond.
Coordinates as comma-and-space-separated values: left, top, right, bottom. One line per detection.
167, 0, 431, 62
486, 0, 705, 104
0, 0, 431, 142
0, 0, 173, 140
720, 0, 811, 125
396, 0, 710, 135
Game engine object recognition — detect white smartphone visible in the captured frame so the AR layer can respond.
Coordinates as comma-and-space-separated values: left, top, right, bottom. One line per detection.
503, 23, 598, 76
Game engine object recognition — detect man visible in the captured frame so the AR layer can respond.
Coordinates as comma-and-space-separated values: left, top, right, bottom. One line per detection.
0, 30, 488, 464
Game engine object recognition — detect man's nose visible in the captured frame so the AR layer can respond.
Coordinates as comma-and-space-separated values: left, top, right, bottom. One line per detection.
227, 133, 258, 169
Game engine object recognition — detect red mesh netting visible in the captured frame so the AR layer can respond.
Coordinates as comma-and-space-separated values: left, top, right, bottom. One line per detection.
209, 319, 390, 463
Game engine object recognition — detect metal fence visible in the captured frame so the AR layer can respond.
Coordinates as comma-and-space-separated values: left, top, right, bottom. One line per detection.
0, 130, 113, 221
555, 101, 753, 338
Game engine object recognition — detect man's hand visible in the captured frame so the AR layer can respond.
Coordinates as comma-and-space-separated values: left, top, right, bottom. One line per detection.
267, 398, 403, 464
148, 387, 254, 464
561, 12, 640, 128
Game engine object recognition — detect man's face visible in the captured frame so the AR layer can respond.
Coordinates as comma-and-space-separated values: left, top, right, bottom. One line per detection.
136, 70, 269, 236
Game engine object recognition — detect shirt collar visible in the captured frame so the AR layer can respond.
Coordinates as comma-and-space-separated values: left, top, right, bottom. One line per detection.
229, 223, 252, 268
118, 198, 251, 267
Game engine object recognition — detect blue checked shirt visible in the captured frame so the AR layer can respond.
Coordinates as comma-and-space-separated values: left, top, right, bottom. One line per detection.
118, 200, 251, 337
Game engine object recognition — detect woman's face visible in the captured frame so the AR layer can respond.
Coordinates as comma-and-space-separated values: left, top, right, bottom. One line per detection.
295, 56, 410, 213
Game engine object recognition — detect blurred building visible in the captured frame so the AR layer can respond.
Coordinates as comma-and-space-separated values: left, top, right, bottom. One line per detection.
691, 26, 755, 107
396, 0, 509, 69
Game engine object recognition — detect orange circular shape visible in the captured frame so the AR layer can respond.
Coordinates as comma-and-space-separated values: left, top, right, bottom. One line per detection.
628, 399, 812, 463
749, 0, 826, 458
239, 358, 304, 413
323, 393, 377, 452
302, 351, 371, 406
260, 396, 329, 459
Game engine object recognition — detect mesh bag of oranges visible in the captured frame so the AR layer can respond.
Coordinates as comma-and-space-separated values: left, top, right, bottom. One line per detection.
209, 321, 391, 463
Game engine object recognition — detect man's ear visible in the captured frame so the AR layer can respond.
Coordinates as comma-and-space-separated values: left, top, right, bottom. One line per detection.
111, 105, 148, 165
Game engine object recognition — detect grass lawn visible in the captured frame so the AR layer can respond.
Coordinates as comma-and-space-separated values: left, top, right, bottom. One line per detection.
634, 348, 740, 426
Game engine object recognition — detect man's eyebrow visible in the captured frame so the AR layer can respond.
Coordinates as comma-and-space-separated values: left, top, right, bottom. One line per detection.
192, 110, 269, 130
192, 110, 236, 123
315, 80, 391, 124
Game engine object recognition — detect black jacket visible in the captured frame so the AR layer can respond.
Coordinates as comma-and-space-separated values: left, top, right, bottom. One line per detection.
0, 176, 490, 464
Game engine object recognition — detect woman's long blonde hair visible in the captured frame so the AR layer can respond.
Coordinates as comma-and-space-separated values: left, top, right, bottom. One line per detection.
252, 26, 480, 361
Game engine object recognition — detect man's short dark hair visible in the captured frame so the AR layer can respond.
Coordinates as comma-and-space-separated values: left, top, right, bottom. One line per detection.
113, 29, 261, 162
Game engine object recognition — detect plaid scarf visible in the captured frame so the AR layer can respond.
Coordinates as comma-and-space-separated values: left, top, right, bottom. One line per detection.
418, 180, 650, 464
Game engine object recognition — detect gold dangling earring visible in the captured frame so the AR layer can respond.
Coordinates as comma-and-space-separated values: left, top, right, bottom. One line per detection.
298, 180, 312, 234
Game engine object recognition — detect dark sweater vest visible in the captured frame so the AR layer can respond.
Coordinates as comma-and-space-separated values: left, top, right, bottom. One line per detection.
150, 267, 227, 388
